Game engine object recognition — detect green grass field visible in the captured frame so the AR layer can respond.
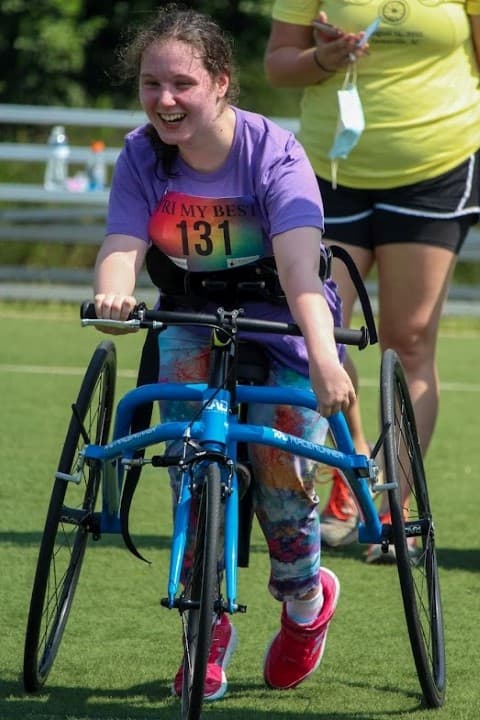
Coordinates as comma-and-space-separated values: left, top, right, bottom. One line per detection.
1, 302, 479, 720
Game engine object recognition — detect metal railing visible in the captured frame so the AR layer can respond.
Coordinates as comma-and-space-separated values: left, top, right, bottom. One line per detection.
0, 104, 478, 308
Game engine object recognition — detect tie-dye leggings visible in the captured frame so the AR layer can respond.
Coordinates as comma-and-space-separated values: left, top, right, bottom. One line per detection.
158, 327, 329, 602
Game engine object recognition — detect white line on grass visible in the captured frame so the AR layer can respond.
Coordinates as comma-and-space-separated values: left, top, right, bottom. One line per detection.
0, 364, 138, 379
358, 378, 480, 392
1, 364, 480, 392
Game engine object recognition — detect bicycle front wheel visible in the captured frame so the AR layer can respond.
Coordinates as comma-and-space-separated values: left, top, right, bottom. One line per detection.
23, 340, 116, 693
381, 348, 446, 708
181, 462, 221, 720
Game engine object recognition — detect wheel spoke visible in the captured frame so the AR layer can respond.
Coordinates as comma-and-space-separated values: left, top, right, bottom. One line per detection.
381, 349, 445, 708
23, 342, 116, 693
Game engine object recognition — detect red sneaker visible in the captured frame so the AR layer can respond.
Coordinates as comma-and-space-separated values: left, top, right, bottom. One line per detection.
320, 469, 359, 547
263, 568, 340, 690
172, 614, 237, 701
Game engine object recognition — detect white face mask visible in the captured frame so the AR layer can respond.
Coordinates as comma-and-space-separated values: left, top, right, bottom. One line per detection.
328, 63, 365, 188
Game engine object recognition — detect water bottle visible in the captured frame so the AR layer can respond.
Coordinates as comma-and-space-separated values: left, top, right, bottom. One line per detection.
86, 140, 107, 191
43, 125, 70, 191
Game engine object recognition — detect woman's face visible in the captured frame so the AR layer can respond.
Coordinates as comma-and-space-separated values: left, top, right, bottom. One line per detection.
139, 39, 230, 147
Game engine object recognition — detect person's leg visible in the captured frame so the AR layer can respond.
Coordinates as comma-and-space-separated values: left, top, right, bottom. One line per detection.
248, 361, 340, 689
371, 159, 478, 456
362, 241, 457, 564
248, 363, 324, 601
320, 156, 479, 559
364, 171, 476, 561
375, 242, 457, 456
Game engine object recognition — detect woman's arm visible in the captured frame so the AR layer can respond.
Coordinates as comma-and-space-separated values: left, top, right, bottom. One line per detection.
273, 227, 356, 417
264, 15, 365, 87
93, 233, 148, 332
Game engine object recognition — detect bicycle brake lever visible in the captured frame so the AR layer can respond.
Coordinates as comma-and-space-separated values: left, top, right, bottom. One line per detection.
80, 318, 141, 329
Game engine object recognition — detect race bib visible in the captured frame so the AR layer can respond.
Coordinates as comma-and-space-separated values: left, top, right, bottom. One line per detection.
148, 191, 264, 271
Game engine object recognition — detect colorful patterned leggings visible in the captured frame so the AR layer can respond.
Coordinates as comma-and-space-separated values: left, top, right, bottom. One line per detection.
158, 327, 329, 601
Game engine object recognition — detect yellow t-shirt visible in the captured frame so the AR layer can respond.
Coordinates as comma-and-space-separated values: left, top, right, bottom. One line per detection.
271, 0, 480, 188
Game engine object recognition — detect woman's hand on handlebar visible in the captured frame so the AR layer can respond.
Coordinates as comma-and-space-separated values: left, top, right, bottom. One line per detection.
93, 293, 138, 335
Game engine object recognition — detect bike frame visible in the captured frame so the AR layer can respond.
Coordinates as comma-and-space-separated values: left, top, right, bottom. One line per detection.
79, 378, 383, 614
23, 302, 445, 711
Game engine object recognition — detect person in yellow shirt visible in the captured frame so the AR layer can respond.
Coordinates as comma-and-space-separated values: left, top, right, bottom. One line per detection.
265, 0, 480, 559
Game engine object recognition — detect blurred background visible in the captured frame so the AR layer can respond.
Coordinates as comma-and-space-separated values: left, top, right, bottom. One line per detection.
0, 0, 478, 302
0, 0, 306, 291
1, 0, 300, 127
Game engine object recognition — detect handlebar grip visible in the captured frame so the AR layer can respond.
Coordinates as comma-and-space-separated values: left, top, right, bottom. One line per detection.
80, 301, 97, 320
334, 326, 369, 350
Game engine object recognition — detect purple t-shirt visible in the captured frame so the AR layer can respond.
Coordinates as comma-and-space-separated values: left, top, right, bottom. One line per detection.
107, 106, 342, 375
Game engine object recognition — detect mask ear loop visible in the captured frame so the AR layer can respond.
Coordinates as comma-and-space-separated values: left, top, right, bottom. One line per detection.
331, 157, 339, 190
343, 59, 357, 90
330, 60, 358, 190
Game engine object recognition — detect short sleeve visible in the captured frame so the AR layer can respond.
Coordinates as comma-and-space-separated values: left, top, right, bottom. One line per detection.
261, 134, 325, 238
271, 0, 320, 25
106, 129, 168, 242
106, 151, 149, 241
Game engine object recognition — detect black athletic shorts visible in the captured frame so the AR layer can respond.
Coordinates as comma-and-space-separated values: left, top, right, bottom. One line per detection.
317, 151, 480, 254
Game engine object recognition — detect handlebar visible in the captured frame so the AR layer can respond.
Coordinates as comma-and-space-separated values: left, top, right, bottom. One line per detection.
80, 301, 371, 349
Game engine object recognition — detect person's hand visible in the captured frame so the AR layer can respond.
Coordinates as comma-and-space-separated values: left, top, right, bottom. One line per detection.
312, 11, 369, 72
309, 355, 356, 418
93, 293, 138, 335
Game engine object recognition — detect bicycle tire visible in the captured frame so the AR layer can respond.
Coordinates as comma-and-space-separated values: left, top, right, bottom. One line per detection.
23, 340, 116, 693
380, 348, 446, 708
181, 462, 221, 720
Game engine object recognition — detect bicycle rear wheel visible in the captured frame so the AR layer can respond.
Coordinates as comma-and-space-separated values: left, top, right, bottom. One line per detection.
380, 348, 445, 708
181, 462, 221, 720
23, 340, 116, 692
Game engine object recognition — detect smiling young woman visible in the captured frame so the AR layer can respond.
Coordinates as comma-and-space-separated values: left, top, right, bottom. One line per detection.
92, 2, 355, 703
138, 38, 235, 172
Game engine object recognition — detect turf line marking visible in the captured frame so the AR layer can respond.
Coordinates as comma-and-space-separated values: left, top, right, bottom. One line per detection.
0, 364, 137, 379
1, 364, 479, 393
354, 378, 480, 393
